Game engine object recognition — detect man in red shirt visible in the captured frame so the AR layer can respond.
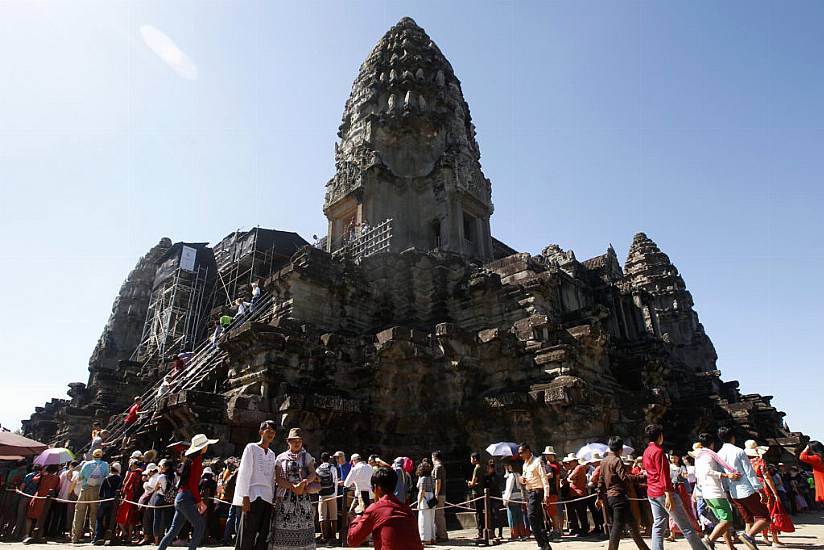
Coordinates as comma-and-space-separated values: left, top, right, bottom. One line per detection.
641, 424, 706, 550
124, 396, 142, 425
347, 467, 423, 550
565, 455, 590, 536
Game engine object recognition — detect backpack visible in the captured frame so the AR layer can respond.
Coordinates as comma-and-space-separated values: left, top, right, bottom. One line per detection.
163, 474, 177, 505
317, 463, 335, 496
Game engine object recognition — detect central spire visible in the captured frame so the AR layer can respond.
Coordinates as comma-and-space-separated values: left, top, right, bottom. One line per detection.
323, 17, 493, 261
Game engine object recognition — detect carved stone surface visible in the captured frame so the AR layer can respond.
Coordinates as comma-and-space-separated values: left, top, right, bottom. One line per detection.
324, 17, 494, 262
24, 19, 803, 474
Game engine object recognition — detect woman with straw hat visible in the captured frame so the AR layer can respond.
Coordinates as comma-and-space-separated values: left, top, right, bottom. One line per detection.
156, 433, 218, 550
269, 428, 318, 550
745, 440, 791, 546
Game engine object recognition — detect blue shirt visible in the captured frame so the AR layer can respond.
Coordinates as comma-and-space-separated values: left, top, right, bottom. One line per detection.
79, 459, 110, 489
337, 462, 352, 494
717, 443, 763, 499
21, 472, 38, 496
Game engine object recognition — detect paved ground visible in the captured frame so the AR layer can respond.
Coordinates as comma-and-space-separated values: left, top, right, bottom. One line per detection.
2, 512, 822, 549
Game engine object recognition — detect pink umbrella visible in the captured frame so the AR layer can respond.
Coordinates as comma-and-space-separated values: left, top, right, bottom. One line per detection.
33, 447, 75, 466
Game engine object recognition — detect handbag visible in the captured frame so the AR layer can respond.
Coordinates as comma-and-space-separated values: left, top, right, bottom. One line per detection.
426, 494, 439, 509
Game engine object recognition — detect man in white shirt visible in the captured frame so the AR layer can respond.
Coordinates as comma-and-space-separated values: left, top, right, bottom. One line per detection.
693, 433, 741, 550
344, 454, 374, 513
519, 443, 552, 550
233, 420, 277, 550
716, 427, 769, 550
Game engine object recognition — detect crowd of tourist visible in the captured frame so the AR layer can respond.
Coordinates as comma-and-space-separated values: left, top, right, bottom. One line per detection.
0, 423, 820, 550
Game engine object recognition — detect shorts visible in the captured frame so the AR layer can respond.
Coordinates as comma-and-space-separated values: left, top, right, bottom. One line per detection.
543, 494, 559, 516
732, 493, 769, 523
705, 498, 733, 522
318, 494, 338, 521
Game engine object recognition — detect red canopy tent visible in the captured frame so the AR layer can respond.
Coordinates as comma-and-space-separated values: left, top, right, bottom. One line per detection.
0, 432, 48, 457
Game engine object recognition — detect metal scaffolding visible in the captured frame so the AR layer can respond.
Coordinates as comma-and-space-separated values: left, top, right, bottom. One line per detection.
132, 248, 213, 362
331, 218, 393, 261
211, 227, 307, 311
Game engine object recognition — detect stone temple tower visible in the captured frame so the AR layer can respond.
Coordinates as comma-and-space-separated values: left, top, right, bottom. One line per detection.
324, 17, 494, 262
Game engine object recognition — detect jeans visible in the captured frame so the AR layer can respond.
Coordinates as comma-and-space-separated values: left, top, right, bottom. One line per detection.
527, 490, 549, 548
94, 503, 115, 542
157, 491, 205, 550
153, 507, 172, 540
607, 495, 649, 550
223, 504, 240, 544
648, 493, 705, 550
236, 497, 272, 550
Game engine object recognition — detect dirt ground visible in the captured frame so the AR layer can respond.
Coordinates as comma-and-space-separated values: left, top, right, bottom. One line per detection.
1, 511, 822, 549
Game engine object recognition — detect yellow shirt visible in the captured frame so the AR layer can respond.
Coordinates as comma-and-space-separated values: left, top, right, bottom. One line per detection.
522, 455, 550, 492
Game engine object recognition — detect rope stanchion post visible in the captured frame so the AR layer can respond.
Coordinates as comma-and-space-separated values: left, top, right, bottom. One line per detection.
482, 488, 491, 546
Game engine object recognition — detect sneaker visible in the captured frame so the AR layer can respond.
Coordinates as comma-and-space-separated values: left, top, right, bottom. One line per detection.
703, 535, 716, 550
740, 533, 759, 550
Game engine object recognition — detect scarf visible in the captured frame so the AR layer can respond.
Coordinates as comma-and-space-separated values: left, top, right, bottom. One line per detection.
695, 448, 738, 474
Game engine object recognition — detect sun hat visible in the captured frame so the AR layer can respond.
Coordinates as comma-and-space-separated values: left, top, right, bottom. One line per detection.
92, 449, 104, 458
588, 452, 603, 463
130, 450, 143, 459
145, 462, 158, 473
744, 439, 769, 457
543, 446, 557, 456
185, 434, 219, 456
286, 428, 303, 440
562, 453, 578, 463
202, 467, 213, 476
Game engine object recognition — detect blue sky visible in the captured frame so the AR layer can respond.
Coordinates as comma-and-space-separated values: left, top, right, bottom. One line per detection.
0, 1, 821, 439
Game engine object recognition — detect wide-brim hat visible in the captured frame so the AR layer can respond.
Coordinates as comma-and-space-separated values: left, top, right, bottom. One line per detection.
286, 428, 303, 440
130, 450, 143, 459
588, 452, 603, 464
185, 434, 219, 456
543, 446, 557, 456
744, 439, 769, 457
145, 462, 158, 473
92, 449, 104, 458
562, 453, 578, 463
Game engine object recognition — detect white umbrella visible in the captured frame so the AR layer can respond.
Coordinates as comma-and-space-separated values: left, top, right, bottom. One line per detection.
34, 447, 75, 466
485, 442, 520, 457
576, 443, 608, 463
